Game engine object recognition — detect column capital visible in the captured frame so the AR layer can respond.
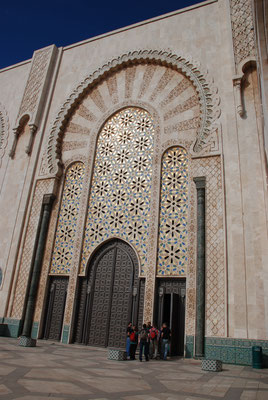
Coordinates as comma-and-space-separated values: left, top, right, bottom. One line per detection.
42, 193, 56, 206
193, 177, 206, 189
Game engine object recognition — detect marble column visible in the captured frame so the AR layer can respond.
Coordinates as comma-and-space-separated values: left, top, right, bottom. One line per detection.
19, 193, 55, 347
193, 177, 206, 358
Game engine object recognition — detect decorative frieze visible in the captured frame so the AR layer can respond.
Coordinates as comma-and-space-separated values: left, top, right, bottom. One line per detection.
10, 45, 57, 158
230, 0, 256, 68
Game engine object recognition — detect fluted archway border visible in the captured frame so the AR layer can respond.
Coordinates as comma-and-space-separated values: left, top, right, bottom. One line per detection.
46, 50, 220, 176
0, 103, 9, 167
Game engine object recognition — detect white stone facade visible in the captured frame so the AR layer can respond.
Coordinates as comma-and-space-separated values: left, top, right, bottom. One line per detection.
0, 0, 267, 362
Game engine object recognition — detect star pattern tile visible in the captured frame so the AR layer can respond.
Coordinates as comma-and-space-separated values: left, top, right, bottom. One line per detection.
157, 147, 189, 276
50, 162, 85, 274
80, 108, 155, 275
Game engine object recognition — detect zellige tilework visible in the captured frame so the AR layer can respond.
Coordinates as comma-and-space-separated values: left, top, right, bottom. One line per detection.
80, 107, 154, 275
157, 147, 189, 276
50, 162, 85, 274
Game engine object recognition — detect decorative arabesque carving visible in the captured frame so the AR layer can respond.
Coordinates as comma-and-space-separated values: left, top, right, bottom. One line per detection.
46, 50, 221, 176
10, 45, 57, 158
230, 0, 256, 68
230, 0, 256, 118
0, 103, 9, 167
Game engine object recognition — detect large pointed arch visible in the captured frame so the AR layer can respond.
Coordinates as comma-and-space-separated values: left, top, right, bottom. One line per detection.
45, 50, 220, 176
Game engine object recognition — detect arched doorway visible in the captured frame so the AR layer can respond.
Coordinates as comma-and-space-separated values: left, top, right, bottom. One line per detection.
74, 239, 144, 348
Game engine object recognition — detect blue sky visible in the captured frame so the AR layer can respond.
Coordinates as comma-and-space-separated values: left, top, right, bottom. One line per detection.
1, 0, 202, 70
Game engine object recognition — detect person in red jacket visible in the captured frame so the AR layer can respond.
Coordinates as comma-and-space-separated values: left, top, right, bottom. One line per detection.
129, 325, 138, 360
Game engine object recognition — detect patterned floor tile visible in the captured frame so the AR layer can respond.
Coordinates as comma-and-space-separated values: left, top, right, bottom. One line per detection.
1, 337, 268, 400
17, 379, 91, 395
0, 384, 11, 395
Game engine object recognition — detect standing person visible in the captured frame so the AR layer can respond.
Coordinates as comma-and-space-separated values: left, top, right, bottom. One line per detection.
161, 322, 171, 360
129, 325, 138, 360
139, 323, 149, 362
149, 323, 159, 359
126, 322, 132, 359
158, 323, 164, 359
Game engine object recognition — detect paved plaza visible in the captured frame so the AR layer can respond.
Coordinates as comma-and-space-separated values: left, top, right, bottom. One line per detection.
0, 337, 268, 400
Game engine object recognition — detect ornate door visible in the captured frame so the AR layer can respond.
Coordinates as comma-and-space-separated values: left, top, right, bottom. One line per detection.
43, 277, 68, 341
74, 239, 141, 348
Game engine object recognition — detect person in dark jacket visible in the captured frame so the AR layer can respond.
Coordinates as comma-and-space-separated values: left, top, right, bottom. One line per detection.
161, 322, 171, 360
139, 323, 149, 362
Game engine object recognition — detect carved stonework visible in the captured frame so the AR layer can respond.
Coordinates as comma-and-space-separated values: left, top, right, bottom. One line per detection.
186, 156, 225, 337
0, 103, 9, 166
230, 0, 256, 67
10, 179, 55, 319
43, 50, 221, 176
10, 46, 57, 159
18, 46, 54, 121
34, 181, 62, 323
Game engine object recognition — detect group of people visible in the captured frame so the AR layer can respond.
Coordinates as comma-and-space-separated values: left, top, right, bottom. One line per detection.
126, 321, 171, 361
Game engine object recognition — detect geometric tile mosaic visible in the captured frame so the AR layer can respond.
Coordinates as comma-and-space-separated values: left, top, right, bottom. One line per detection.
50, 162, 85, 274
157, 147, 189, 276
185, 335, 268, 366
80, 107, 154, 275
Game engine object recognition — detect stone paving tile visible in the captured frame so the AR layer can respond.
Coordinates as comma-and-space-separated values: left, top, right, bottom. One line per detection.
0, 366, 16, 376
17, 379, 91, 395
0, 383, 12, 395
83, 376, 151, 393
256, 392, 268, 399
13, 397, 68, 400
1, 337, 268, 400
240, 390, 257, 399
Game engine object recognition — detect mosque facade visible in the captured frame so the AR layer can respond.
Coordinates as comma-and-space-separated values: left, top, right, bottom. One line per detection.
0, 0, 267, 365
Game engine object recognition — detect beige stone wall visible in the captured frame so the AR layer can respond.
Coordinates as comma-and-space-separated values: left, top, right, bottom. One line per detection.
33, 53, 224, 336
227, 67, 268, 339
0, 62, 31, 316
0, 0, 267, 343
0, 46, 58, 318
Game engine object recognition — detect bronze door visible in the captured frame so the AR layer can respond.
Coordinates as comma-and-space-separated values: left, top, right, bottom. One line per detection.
74, 239, 141, 348
43, 276, 68, 341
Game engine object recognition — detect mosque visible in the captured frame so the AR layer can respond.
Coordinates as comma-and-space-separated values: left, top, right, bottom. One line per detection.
0, 0, 267, 365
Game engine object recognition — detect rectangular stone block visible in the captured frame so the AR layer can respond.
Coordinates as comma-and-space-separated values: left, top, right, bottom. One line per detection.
108, 348, 127, 361
201, 359, 222, 372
